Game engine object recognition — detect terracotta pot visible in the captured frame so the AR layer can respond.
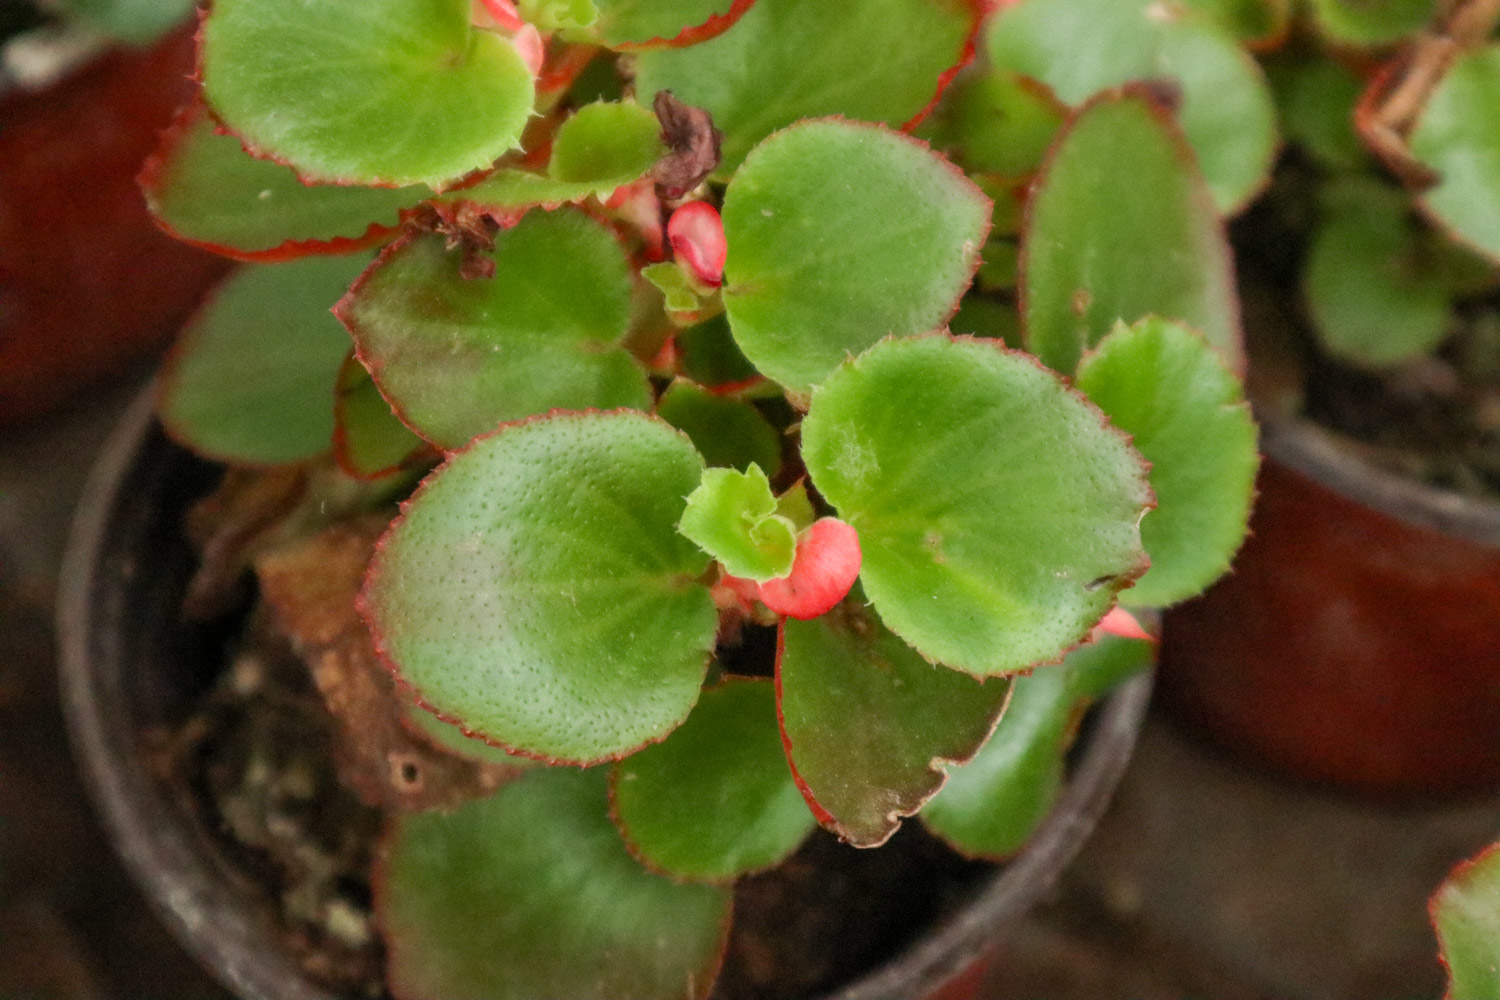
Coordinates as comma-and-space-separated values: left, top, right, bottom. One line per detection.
58, 386, 1152, 1000
1159, 412, 1500, 797
0, 26, 231, 426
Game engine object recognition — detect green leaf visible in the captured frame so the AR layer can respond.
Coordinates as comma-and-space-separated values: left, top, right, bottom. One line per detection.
159, 253, 371, 465
721, 119, 989, 394
141, 101, 427, 261
676, 314, 758, 388
632, 0, 977, 173
1269, 56, 1367, 171
381, 768, 731, 1000
922, 634, 1153, 858
362, 411, 718, 764
1305, 0, 1432, 46
611, 679, 814, 881
643, 262, 711, 315
59, 0, 196, 45
657, 380, 782, 475
923, 70, 1067, 178
519, 0, 597, 32
201, 0, 535, 187
402, 694, 536, 767
1305, 181, 1452, 367
338, 208, 651, 451
1022, 90, 1242, 376
777, 601, 1011, 847
678, 465, 795, 582
1411, 46, 1500, 264
1075, 318, 1257, 608
1434, 842, 1500, 1000
801, 335, 1152, 676
987, 0, 1277, 213
1182, 0, 1290, 46
585, 0, 752, 49
332, 353, 428, 480
549, 101, 667, 185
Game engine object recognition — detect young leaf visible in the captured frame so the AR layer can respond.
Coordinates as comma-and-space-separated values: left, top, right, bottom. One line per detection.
1305, 0, 1432, 46
922, 633, 1153, 858
721, 119, 989, 394
678, 465, 796, 582
338, 208, 651, 450
1022, 89, 1242, 377
1075, 317, 1258, 608
380, 768, 732, 1000
1305, 181, 1452, 367
1433, 842, 1500, 1000
777, 600, 1011, 848
159, 253, 372, 465
801, 335, 1153, 676
656, 380, 782, 475
611, 679, 814, 881
585, 0, 754, 50
361, 411, 717, 764
140, 101, 427, 261
201, 0, 535, 187
632, 0, 978, 173
332, 353, 430, 480
1410, 46, 1500, 264
549, 101, 667, 186
987, 0, 1277, 213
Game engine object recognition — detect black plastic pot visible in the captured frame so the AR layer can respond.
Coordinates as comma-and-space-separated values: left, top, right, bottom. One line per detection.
58, 386, 1153, 1000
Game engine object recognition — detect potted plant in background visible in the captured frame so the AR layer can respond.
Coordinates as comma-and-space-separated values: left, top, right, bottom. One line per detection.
59, 0, 1267, 997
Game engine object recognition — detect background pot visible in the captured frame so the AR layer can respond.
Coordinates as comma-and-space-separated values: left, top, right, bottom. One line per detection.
57, 386, 1152, 1000
1159, 411, 1500, 797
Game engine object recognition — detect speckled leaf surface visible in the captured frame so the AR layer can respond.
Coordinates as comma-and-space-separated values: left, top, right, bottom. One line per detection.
549, 101, 667, 184
1076, 318, 1257, 607
777, 601, 1010, 847
201, 0, 534, 187
611, 679, 814, 881
362, 411, 717, 764
338, 208, 650, 450
380, 768, 731, 1000
922, 634, 1153, 858
1411, 46, 1500, 263
632, 0, 976, 173
988, 0, 1276, 213
1434, 842, 1500, 1000
332, 353, 428, 480
1022, 91, 1241, 376
721, 120, 989, 394
141, 101, 426, 261
159, 253, 371, 465
801, 336, 1152, 676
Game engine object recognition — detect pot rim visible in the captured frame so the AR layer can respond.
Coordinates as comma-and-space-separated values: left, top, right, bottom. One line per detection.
1257, 408, 1500, 548
58, 382, 1152, 1000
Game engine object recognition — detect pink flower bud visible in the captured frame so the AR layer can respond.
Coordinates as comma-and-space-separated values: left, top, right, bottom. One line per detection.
667, 201, 727, 287
472, 0, 524, 31
1092, 606, 1152, 643
757, 518, 862, 620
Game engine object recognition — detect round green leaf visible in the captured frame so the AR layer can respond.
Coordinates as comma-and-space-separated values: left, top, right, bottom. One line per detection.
381, 768, 732, 1000
1411, 46, 1500, 264
1022, 90, 1242, 376
1306, 0, 1432, 46
338, 208, 651, 450
987, 0, 1277, 213
585, 0, 752, 49
632, 0, 976, 173
201, 0, 535, 187
922, 633, 1153, 858
677, 465, 796, 582
362, 411, 718, 764
611, 679, 814, 881
777, 601, 1011, 847
721, 119, 989, 394
142, 101, 427, 261
159, 253, 372, 465
657, 380, 782, 475
1435, 842, 1500, 1000
549, 101, 667, 185
332, 353, 428, 480
801, 336, 1152, 676
1304, 181, 1452, 367
1075, 317, 1257, 608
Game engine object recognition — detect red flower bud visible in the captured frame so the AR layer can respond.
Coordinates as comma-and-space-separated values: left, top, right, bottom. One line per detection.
757, 518, 862, 620
667, 201, 727, 287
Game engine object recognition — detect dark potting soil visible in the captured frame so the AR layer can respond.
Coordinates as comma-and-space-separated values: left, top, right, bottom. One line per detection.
148, 602, 994, 1000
